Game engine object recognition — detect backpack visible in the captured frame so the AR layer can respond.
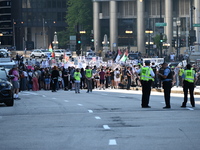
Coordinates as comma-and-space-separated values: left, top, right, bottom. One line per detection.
116, 73, 120, 78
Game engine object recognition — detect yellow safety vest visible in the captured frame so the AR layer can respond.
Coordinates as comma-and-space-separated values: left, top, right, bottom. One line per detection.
140, 67, 154, 81
184, 69, 195, 83
85, 69, 92, 78
179, 69, 184, 76
74, 72, 81, 81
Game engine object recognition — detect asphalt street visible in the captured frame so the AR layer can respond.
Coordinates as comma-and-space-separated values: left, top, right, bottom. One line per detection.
0, 89, 200, 150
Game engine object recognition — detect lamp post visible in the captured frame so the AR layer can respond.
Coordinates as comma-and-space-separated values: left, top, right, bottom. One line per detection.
125, 29, 133, 52
0, 33, 3, 48
79, 30, 86, 56
145, 29, 153, 56
176, 20, 181, 60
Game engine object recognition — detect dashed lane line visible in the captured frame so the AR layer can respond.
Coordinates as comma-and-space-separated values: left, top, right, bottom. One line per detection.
187, 107, 194, 111
42, 95, 46, 97
88, 110, 93, 113
64, 100, 69, 102
95, 116, 101, 120
103, 125, 110, 130
109, 139, 117, 145
78, 104, 83, 106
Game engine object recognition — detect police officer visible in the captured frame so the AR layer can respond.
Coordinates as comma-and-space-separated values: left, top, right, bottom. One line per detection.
158, 62, 173, 109
136, 60, 155, 108
85, 66, 93, 93
181, 64, 196, 107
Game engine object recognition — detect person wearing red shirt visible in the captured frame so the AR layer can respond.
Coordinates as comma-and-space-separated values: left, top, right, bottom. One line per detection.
99, 69, 106, 90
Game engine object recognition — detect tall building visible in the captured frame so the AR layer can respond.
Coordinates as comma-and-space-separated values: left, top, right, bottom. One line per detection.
93, 0, 200, 55
11, 0, 67, 50
0, 0, 12, 49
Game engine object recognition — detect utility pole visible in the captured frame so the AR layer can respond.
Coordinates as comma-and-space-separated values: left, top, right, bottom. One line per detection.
159, 0, 163, 57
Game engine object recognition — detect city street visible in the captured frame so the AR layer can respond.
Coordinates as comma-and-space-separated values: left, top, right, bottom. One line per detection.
0, 89, 200, 150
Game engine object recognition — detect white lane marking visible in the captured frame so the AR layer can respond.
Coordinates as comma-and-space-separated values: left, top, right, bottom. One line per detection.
78, 104, 83, 106
95, 116, 101, 120
0, 116, 2, 119
187, 107, 194, 111
109, 139, 117, 145
64, 100, 69, 102
101, 94, 108, 95
52, 98, 57, 99
160, 102, 165, 104
42, 95, 46, 97
23, 92, 38, 95
88, 110, 93, 113
103, 125, 110, 130
20, 94, 30, 96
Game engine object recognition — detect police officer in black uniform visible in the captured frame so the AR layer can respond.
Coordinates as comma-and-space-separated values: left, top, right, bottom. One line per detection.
158, 62, 173, 109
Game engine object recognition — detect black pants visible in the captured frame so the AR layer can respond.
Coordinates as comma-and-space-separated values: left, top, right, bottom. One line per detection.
63, 77, 69, 90
141, 80, 152, 107
86, 78, 92, 92
127, 77, 131, 90
52, 79, 58, 92
163, 81, 172, 107
182, 80, 195, 107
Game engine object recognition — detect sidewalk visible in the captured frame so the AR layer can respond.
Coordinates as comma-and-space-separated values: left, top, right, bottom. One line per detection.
131, 86, 200, 95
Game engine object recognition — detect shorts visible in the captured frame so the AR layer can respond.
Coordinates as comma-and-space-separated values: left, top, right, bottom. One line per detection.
12, 80, 20, 89
100, 79, 105, 84
45, 78, 51, 84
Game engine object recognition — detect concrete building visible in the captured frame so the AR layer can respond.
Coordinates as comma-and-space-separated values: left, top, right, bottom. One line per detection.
11, 0, 67, 50
0, 0, 12, 49
93, 0, 200, 55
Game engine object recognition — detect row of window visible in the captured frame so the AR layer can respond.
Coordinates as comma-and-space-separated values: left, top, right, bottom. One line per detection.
22, 0, 67, 9
100, 0, 191, 18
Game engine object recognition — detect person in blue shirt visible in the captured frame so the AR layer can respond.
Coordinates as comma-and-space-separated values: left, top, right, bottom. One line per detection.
158, 62, 173, 109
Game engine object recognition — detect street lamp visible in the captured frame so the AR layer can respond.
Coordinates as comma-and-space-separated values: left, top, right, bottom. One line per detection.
125, 29, 133, 52
145, 29, 153, 55
79, 30, 86, 56
0, 33, 3, 48
176, 20, 181, 60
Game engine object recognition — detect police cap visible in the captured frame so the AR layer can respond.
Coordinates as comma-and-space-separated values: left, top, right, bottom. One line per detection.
144, 60, 151, 64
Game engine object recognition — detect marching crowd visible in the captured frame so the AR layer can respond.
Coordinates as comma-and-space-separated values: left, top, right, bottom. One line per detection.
9, 57, 199, 109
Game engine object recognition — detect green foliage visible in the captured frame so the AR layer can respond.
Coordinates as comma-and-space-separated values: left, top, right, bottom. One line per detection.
66, 0, 93, 34
57, 31, 70, 49
153, 34, 167, 48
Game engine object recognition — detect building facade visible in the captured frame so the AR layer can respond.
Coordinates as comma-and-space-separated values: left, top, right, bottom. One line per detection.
11, 0, 67, 50
0, 0, 12, 49
93, 0, 200, 55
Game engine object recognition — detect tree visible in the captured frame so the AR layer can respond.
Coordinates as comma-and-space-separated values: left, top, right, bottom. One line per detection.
66, 0, 93, 35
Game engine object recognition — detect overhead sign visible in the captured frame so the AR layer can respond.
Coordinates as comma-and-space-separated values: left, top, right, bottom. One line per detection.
155, 23, 167, 27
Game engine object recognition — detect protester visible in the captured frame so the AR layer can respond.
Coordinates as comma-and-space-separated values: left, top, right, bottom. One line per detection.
51, 66, 60, 92
11, 65, 20, 99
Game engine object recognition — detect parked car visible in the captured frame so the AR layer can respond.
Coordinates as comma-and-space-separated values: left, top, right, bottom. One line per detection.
0, 67, 14, 106
30, 49, 51, 58
53, 49, 65, 57
128, 53, 139, 60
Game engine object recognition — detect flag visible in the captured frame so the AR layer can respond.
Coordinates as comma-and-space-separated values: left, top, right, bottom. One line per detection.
115, 49, 122, 62
48, 44, 53, 52
120, 49, 129, 62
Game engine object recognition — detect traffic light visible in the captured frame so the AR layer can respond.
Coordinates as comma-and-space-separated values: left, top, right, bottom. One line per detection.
179, 38, 184, 47
188, 36, 196, 46
90, 34, 94, 43
172, 39, 176, 47
76, 33, 81, 45
76, 33, 81, 56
